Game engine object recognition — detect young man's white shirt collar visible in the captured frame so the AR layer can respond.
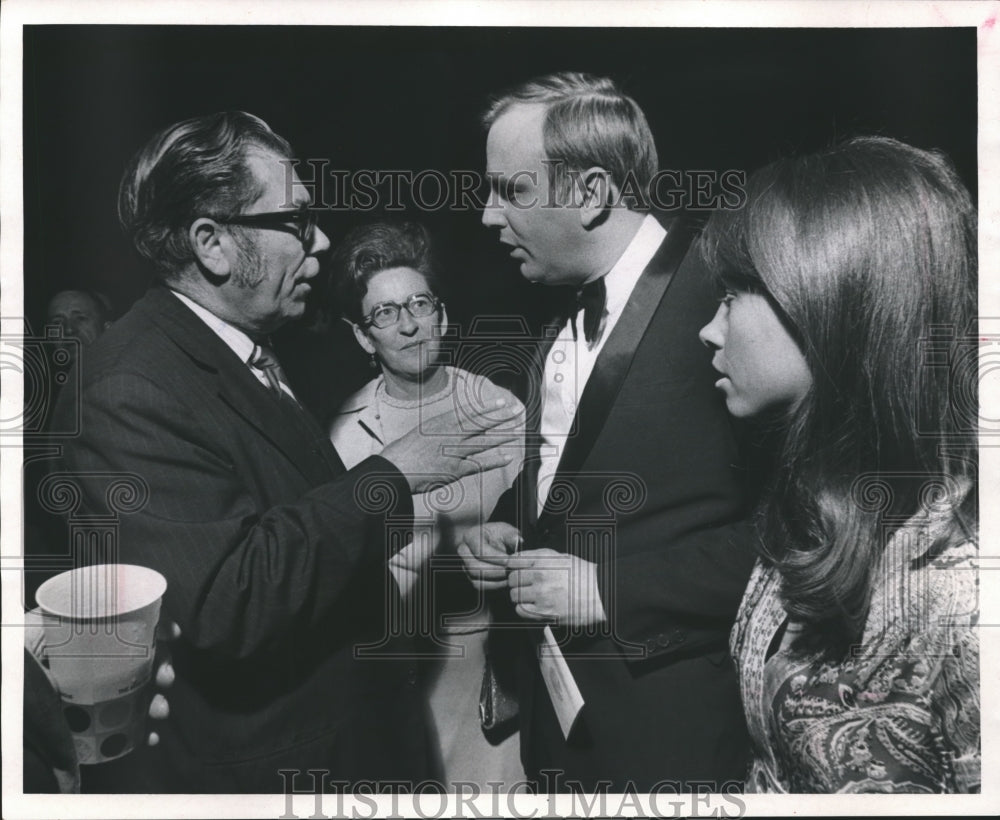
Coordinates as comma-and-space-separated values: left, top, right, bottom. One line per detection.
537, 213, 666, 511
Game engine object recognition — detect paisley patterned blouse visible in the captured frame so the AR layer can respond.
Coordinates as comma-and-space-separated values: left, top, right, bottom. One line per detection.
730, 507, 979, 793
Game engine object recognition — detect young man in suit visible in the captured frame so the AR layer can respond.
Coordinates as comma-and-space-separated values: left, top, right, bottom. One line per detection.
52, 111, 518, 792
459, 73, 756, 792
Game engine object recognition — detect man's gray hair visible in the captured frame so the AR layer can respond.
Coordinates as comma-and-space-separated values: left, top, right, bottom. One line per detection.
118, 111, 293, 280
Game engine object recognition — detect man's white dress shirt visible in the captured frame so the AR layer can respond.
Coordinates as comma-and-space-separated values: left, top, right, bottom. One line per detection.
536, 214, 666, 512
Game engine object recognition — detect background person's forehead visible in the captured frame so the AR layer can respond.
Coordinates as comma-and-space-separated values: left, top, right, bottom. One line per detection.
46, 291, 102, 316
361, 268, 434, 304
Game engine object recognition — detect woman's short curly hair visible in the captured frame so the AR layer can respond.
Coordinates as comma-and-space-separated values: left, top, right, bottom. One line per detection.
331, 221, 440, 324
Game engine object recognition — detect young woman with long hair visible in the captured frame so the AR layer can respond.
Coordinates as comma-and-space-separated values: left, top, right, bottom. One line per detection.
698, 136, 979, 793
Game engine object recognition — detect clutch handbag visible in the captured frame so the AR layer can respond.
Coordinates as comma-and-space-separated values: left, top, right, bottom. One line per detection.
479, 649, 519, 740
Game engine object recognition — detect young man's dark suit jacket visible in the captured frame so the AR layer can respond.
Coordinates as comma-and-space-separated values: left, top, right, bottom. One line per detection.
53, 286, 427, 792
491, 216, 756, 792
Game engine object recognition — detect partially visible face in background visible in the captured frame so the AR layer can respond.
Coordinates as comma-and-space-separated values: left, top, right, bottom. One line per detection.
46, 290, 110, 360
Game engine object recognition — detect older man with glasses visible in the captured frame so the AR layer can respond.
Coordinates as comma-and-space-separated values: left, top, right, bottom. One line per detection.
51, 111, 519, 793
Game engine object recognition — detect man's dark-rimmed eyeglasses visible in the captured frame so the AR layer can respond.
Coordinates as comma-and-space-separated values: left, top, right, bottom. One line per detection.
208, 209, 318, 246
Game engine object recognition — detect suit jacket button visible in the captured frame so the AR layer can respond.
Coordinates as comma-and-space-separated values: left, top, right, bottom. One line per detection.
407, 668, 418, 686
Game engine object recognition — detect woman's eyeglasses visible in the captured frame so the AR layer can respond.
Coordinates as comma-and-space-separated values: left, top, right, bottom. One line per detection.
362, 292, 441, 329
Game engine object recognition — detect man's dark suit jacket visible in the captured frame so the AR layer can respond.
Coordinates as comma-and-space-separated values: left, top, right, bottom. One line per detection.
53, 287, 427, 792
491, 216, 756, 792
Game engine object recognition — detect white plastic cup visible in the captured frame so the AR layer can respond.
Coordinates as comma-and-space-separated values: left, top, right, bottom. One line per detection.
34, 564, 167, 764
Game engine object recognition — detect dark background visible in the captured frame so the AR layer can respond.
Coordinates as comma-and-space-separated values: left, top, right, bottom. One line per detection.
22, 25, 977, 411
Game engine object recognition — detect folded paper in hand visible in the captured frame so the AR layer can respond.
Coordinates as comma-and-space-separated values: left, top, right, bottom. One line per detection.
538, 625, 585, 739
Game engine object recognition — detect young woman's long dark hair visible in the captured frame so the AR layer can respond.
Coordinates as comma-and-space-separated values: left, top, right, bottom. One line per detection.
700, 136, 978, 650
